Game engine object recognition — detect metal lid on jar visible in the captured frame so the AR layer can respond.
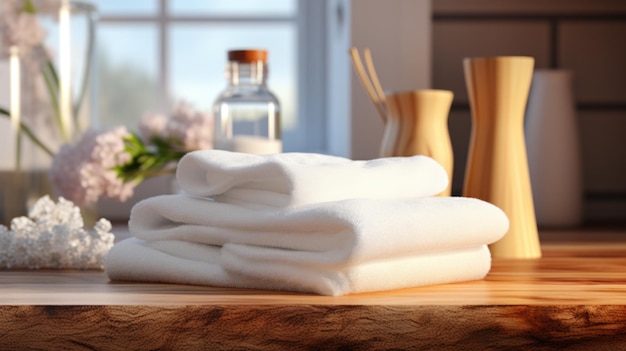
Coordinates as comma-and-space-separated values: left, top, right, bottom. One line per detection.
228, 49, 267, 63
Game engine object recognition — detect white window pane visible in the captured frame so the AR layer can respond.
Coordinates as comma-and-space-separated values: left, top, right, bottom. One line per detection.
98, 25, 160, 128
170, 24, 297, 149
169, 0, 296, 17
91, 0, 158, 16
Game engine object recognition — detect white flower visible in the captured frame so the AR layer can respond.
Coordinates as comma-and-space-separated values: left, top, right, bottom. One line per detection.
0, 195, 115, 270
50, 126, 138, 206
166, 101, 214, 151
29, 194, 84, 229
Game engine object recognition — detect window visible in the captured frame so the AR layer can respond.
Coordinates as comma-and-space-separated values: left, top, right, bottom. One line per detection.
94, 0, 325, 152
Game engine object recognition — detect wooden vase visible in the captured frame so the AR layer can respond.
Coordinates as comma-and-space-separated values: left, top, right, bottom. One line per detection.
381, 89, 454, 196
463, 56, 541, 259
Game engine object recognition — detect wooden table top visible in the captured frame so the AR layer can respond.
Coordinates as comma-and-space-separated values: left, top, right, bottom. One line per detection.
2, 229, 625, 306
1, 229, 626, 350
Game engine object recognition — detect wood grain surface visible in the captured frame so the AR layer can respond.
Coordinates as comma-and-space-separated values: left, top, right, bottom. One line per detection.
463, 56, 542, 259
381, 89, 454, 196
1, 229, 626, 350
1, 305, 625, 350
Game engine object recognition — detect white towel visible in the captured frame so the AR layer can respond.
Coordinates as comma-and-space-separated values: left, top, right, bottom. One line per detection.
107, 153, 509, 295
128, 194, 509, 265
176, 150, 449, 208
105, 237, 493, 296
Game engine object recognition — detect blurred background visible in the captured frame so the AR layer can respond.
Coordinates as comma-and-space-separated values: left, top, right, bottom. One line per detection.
2, 0, 625, 224
93, 0, 626, 224
430, 0, 626, 225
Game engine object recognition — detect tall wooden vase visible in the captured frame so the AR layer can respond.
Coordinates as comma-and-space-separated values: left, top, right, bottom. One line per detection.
463, 56, 541, 259
381, 89, 454, 196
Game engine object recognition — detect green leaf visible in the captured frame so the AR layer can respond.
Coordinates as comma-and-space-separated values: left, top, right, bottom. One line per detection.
112, 132, 187, 186
0, 109, 55, 157
23, 0, 37, 13
123, 133, 148, 156
41, 61, 68, 141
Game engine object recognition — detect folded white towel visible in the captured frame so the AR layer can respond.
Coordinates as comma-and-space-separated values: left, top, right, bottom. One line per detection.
105, 237, 492, 296
108, 155, 509, 295
128, 194, 509, 265
176, 150, 449, 208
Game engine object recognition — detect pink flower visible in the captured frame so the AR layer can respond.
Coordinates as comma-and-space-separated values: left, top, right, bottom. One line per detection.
166, 102, 213, 151
0, 1, 61, 59
0, 12, 45, 57
50, 126, 137, 207
137, 112, 168, 143
30, 0, 64, 15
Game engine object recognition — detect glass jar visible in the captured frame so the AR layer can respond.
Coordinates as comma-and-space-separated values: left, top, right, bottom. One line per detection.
212, 49, 282, 154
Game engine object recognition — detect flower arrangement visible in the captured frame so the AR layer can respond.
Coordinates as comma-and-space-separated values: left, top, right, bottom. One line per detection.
50, 102, 214, 207
1, 0, 214, 208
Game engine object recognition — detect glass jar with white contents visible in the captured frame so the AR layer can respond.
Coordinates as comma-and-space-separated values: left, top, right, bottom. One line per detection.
212, 49, 282, 154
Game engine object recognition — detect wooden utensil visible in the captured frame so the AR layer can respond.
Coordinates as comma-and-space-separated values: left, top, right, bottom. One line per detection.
349, 47, 387, 121
363, 48, 387, 112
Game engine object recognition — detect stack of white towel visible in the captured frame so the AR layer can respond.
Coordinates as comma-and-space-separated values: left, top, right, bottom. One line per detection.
105, 150, 509, 296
